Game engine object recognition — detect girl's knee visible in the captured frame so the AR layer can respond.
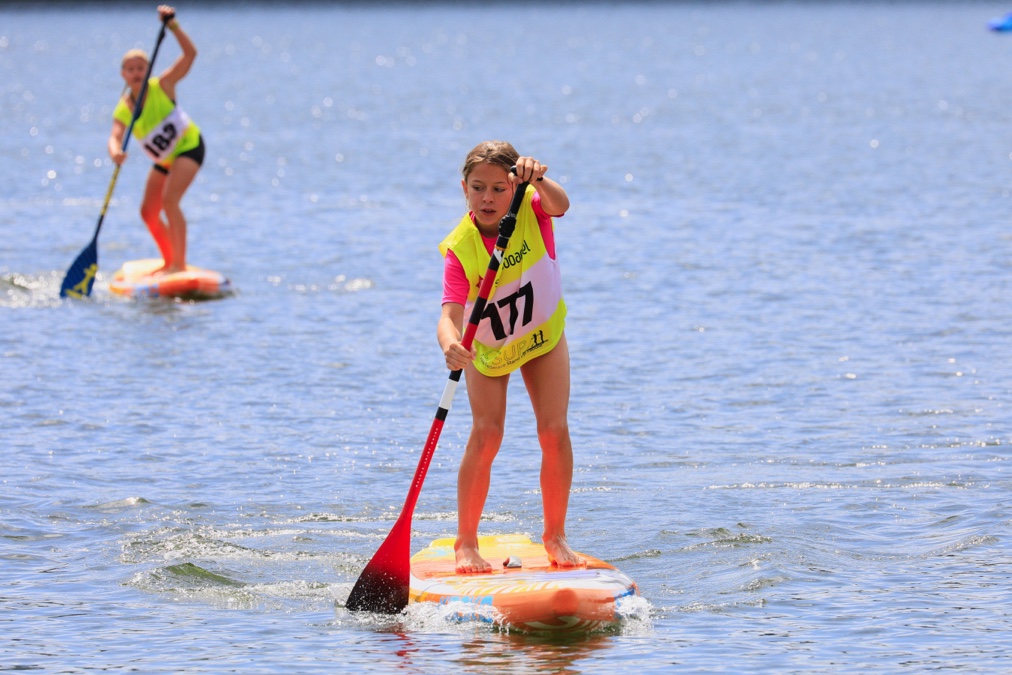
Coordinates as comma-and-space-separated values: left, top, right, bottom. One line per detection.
537, 421, 571, 450
140, 204, 160, 223
160, 195, 184, 216
471, 421, 505, 448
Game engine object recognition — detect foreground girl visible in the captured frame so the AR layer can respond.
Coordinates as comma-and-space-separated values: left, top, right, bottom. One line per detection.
437, 140, 582, 573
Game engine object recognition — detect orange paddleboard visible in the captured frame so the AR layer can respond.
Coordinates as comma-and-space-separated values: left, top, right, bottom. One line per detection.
109, 258, 231, 300
408, 534, 638, 633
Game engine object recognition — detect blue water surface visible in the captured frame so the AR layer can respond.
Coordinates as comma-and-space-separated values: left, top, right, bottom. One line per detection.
2, 1, 1012, 672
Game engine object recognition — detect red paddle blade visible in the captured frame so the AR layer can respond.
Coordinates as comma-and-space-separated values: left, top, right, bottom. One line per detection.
346, 514, 411, 613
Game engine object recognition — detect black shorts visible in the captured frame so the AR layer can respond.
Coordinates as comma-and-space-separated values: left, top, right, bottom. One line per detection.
153, 134, 206, 174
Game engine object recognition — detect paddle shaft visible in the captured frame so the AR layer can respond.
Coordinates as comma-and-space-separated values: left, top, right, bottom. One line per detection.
59, 15, 172, 298
97, 17, 172, 237
402, 191, 523, 514
346, 176, 531, 613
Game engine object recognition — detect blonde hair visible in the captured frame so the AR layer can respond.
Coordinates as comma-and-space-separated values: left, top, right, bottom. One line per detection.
461, 140, 519, 180
121, 49, 149, 67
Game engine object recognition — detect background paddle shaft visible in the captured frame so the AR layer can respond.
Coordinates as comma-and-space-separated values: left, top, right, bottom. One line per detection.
120, 18, 171, 155
92, 16, 171, 238
90, 164, 122, 240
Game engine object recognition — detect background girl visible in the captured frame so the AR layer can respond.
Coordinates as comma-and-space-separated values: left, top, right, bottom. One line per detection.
109, 4, 204, 276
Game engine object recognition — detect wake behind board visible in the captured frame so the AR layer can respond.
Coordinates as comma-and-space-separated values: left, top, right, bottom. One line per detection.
409, 534, 638, 633
109, 258, 231, 300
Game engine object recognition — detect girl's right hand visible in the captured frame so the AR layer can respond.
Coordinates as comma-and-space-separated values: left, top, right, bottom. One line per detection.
443, 341, 473, 371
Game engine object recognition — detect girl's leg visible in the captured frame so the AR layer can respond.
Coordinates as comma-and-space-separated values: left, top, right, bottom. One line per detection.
455, 367, 509, 573
160, 156, 200, 273
140, 168, 171, 267
520, 333, 582, 567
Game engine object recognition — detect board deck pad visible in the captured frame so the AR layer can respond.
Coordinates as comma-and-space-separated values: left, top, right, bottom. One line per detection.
108, 258, 231, 300
408, 534, 638, 633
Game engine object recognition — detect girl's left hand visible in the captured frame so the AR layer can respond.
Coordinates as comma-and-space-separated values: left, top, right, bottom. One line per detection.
158, 5, 176, 22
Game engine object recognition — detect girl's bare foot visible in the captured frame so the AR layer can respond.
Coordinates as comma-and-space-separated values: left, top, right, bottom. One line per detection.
454, 542, 492, 574
544, 534, 584, 568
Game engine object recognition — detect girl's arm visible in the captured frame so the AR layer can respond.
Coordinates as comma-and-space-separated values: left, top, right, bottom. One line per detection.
438, 302, 473, 371
156, 6, 196, 99
531, 176, 569, 218
108, 118, 127, 165
512, 155, 570, 217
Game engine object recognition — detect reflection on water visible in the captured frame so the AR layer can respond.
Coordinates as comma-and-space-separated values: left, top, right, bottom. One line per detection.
457, 633, 617, 674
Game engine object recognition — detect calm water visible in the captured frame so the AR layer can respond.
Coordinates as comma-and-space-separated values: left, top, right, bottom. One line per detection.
3, 1, 1012, 672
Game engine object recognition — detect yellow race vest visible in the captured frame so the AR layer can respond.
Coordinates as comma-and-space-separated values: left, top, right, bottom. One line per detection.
439, 186, 567, 376
113, 77, 200, 168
